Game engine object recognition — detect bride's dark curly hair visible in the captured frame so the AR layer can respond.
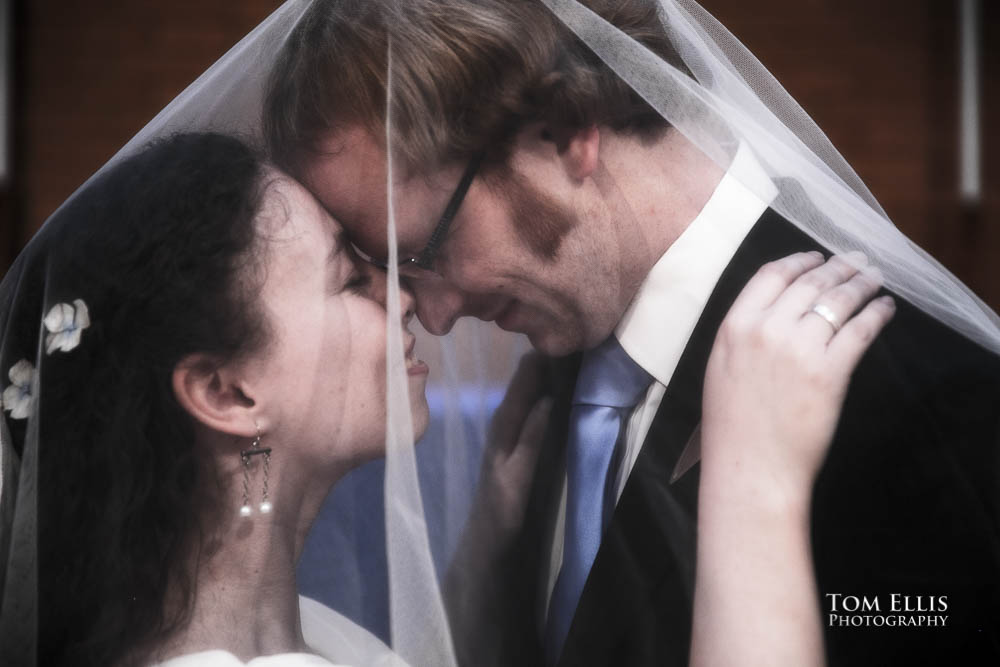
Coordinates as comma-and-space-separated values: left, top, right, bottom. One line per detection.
1, 133, 273, 666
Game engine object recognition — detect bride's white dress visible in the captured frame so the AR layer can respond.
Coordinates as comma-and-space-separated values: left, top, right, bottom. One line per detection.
155, 596, 407, 667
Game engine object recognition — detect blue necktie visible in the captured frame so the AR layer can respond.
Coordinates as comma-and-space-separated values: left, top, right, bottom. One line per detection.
545, 336, 652, 664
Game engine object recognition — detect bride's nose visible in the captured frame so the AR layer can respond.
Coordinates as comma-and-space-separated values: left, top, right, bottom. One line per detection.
399, 282, 416, 325
361, 261, 388, 304
360, 262, 414, 323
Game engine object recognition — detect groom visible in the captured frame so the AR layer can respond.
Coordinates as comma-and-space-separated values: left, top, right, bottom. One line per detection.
264, 1, 1000, 665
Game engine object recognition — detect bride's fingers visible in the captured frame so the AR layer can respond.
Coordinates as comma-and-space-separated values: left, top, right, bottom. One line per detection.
827, 295, 896, 368
769, 251, 868, 322
510, 396, 553, 472
798, 266, 884, 342
488, 352, 545, 458
727, 252, 826, 317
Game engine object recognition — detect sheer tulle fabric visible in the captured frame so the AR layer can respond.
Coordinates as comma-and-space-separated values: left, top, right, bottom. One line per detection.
2, 2, 998, 667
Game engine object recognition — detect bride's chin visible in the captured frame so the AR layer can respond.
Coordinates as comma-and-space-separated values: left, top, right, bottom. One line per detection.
410, 393, 431, 441
405, 364, 431, 440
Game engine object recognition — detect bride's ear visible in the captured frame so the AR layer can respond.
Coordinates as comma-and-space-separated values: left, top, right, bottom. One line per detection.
172, 354, 258, 438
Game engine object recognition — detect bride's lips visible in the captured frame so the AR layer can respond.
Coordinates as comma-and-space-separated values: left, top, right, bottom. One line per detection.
403, 333, 429, 376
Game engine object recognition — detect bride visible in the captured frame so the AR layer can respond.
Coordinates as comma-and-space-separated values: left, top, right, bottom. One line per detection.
0, 132, 424, 665
0, 127, 891, 666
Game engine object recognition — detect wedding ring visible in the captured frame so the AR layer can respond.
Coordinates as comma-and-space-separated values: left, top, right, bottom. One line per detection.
808, 303, 841, 332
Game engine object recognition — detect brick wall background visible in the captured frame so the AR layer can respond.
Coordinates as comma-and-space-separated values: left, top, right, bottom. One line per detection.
2, 0, 997, 306
710, 0, 1000, 307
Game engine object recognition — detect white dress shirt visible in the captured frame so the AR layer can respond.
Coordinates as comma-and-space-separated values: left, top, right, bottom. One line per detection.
544, 143, 778, 616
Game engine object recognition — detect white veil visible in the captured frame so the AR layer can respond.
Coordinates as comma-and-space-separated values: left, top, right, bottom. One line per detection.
540, 0, 1000, 355
2, 1, 998, 667
0, 2, 524, 665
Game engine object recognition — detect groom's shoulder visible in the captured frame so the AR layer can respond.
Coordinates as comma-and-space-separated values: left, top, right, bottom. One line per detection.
745, 206, 1000, 378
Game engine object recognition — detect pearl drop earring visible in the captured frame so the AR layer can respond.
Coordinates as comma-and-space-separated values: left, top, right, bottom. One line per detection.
239, 428, 273, 517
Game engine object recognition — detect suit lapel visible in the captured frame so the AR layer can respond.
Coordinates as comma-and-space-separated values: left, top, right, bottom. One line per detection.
556, 209, 826, 666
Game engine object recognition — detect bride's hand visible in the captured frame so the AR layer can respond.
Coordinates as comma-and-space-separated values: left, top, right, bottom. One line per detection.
701, 251, 896, 506
691, 252, 895, 667
444, 354, 551, 663
477, 352, 552, 539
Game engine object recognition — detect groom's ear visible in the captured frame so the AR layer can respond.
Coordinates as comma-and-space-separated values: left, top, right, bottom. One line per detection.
172, 354, 258, 439
542, 124, 601, 182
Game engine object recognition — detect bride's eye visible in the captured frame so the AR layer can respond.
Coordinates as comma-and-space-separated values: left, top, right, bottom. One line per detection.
344, 272, 372, 294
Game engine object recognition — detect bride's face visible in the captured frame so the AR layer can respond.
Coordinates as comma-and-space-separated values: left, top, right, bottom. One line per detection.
245, 175, 429, 468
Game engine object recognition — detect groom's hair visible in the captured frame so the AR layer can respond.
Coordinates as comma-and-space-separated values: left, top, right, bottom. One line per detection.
264, 0, 686, 177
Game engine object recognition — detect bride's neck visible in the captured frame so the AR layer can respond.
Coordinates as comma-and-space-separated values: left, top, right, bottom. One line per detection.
153, 463, 337, 662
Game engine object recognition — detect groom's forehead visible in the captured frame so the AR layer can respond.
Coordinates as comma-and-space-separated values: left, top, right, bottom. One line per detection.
300, 129, 386, 248
301, 125, 441, 257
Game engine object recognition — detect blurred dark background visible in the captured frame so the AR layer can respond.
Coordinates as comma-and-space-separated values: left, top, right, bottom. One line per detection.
1, 0, 997, 305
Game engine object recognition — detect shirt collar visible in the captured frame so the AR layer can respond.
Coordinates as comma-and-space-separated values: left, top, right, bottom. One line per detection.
614, 143, 778, 386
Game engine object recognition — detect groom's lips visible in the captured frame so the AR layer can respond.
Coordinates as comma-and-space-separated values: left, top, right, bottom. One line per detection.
495, 299, 522, 332
480, 297, 512, 323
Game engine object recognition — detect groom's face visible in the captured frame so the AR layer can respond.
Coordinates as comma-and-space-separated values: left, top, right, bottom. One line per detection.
302, 125, 619, 355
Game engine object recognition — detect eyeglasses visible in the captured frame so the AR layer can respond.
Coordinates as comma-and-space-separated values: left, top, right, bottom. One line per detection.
389, 152, 484, 279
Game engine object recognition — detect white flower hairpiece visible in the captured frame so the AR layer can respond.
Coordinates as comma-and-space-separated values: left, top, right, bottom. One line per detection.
44, 298, 90, 355
2, 359, 36, 420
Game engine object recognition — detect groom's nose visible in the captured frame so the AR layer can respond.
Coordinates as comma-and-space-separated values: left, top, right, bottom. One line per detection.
409, 277, 466, 335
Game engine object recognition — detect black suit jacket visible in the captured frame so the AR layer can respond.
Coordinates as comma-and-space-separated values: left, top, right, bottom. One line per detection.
481, 209, 1000, 667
